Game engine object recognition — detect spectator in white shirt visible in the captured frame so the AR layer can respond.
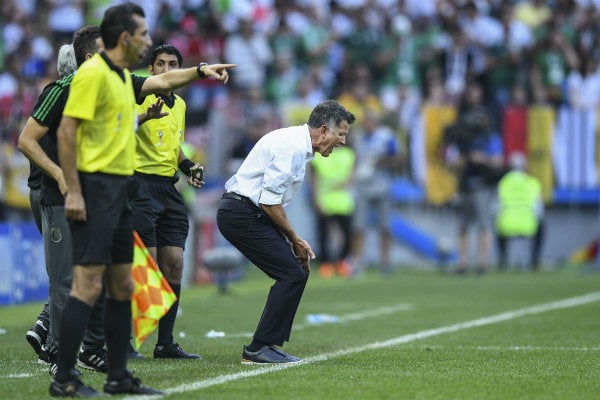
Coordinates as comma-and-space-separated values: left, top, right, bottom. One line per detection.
224, 17, 273, 90
567, 57, 600, 110
460, 1, 503, 48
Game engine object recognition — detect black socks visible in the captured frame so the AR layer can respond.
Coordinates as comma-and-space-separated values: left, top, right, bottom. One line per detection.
55, 297, 93, 383
104, 298, 131, 381
157, 283, 181, 347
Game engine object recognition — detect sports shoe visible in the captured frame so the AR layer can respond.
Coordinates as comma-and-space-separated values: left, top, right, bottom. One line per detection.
40, 346, 57, 367
153, 343, 201, 359
38, 347, 51, 365
318, 262, 335, 279
77, 347, 108, 373
49, 361, 80, 378
26, 320, 48, 357
127, 343, 144, 359
336, 259, 353, 277
49, 369, 104, 397
49, 362, 58, 377
103, 370, 163, 395
241, 345, 302, 364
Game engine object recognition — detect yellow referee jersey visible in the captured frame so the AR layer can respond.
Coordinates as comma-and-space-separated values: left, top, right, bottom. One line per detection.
63, 52, 136, 175
134, 93, 186, 177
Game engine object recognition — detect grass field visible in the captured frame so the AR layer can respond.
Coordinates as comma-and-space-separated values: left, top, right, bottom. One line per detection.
1, 265, 599, 399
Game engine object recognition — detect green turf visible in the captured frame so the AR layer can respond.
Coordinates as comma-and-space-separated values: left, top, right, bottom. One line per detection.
1, 265, 599, 399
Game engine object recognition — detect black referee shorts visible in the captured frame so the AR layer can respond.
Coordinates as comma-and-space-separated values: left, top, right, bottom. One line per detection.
130, 172, 189, 249
69, 172, 133, 266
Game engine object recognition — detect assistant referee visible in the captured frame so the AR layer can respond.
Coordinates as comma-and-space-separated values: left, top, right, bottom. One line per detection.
131, 44, 202, 360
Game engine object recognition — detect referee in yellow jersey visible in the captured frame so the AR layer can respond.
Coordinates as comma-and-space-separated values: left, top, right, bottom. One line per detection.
132, 44, 202, 360
54, 2, 233, 397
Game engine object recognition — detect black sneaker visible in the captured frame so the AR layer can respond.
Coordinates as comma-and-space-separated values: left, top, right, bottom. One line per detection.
49, 362, 58, 377
153, 343, 201, 359
26, 320, 48, 357
49, 369, 104, 397
41, 347, 58, 370
241, 345, 302, 364
77, 348, 108, 373
127, 343, 144, 359
38, 347, 51, 365
49, 359, 79, 378
103, 370, 163, 395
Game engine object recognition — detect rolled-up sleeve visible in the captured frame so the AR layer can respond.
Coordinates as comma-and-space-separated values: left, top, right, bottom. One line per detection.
259, 187, 285, 205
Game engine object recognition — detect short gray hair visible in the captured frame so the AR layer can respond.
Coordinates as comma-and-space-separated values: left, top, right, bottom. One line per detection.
57, 44, 77, 77
307, 100, 355, 130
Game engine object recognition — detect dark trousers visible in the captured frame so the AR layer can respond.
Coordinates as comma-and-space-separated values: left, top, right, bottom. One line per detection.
43, 203, 105, 352
30, 188, 104, 353
316, 213, 352, 263
497, 221, 544, 270
216, 195, 308, 346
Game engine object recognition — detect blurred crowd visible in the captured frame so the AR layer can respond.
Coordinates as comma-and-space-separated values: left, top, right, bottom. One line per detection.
2, 0, 600, 222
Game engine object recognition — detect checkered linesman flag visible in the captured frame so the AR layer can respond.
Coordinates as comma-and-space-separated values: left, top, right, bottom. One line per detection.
131, 231, 177, 349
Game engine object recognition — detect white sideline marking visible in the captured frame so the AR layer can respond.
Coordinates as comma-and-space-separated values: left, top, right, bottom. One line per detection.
214, 303, 414, 339
323, 303, 415, 322
472, 346, 600, 351
125, 292, 600, 400
7, 373, 36, 378
421, 345, 600, 352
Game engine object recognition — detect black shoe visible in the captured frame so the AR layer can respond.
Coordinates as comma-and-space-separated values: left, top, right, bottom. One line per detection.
38, 347, 51, 365
77, 347, 108, 373
39, 345, 57, 365
154, 343, 201, 359
49, 362, 79, 378
49, 362, 58, 377
103, 370, 163, 395
42, 347, 58, 371
49, 369, 104, 397
26, 320, 48, 357
127, 343, 144, 359
241, 345, 302, 364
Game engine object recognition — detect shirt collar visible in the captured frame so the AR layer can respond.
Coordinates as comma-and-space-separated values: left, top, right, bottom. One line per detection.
99, 51, 125, 82
158, 92, 176, 108
303, 124, 314, 159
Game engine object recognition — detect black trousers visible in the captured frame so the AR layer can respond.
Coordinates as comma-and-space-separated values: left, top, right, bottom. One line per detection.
216, 194, 309, 346
316, 213, 352, 263
497, 221, 545, 270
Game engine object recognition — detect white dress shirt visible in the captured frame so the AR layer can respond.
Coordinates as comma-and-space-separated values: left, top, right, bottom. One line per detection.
225, 124, 314, 207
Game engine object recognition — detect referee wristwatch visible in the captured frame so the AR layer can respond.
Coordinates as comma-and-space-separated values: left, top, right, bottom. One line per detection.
197, 62, 208, 78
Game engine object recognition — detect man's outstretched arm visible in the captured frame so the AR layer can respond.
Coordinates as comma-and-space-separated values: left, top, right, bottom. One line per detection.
138, 63, 235, 100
